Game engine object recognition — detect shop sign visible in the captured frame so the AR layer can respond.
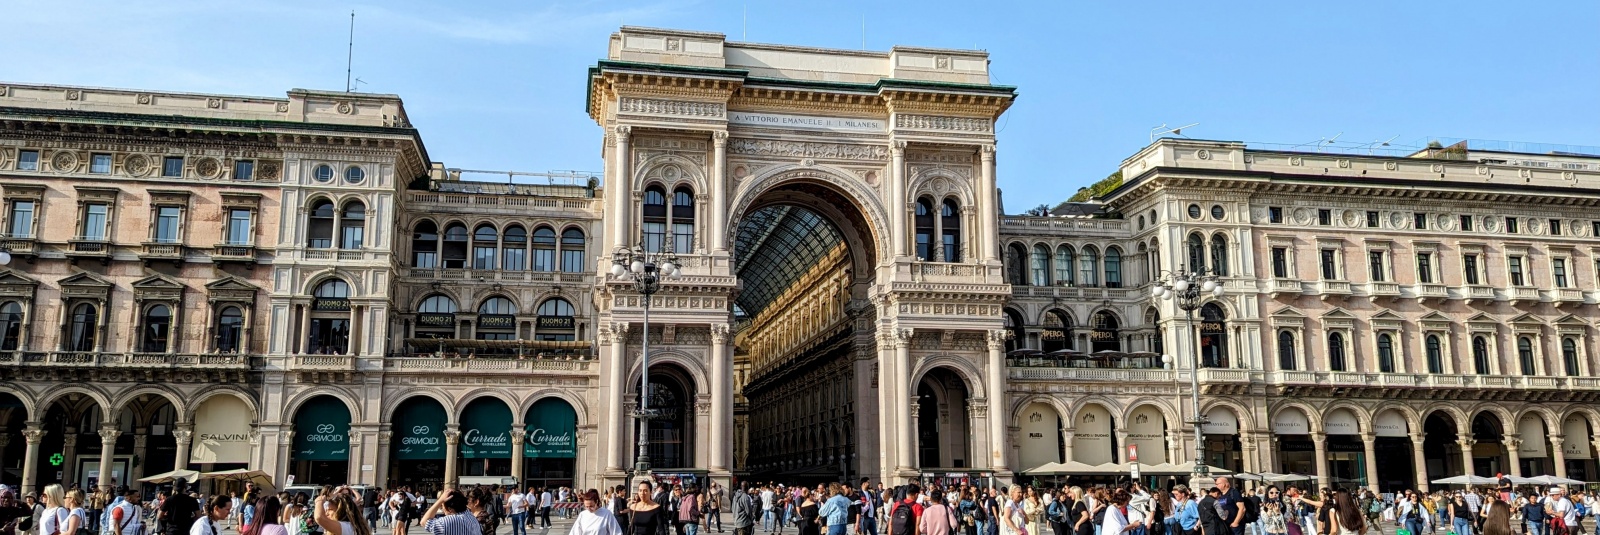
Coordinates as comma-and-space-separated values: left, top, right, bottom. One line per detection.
1201, 321, 1226, 333
192, 395, 252, 464
1324, 410, 1360, 436
537, 316, 575, 329
1090, 329, 1117, 341
1272, 410, 1310, 435
394, 401, 448, 460
525, 398, 577, 459
417, 313, 455, 327
477, 314, 516, 329
292, 397, 350, 461
313, 298, 351, 312
1373, 411, 1408, 437
460, 401, 513, 459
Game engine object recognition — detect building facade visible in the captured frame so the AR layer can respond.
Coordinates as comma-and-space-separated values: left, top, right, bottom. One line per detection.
0, 27, 1597, 495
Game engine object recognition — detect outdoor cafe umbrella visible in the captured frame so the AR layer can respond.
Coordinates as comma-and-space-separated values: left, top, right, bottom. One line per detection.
138, 469, 200, 484
1526, 475, 1586, 486
1430, 475, 1501, 486
1232, 472, 1264, 481
1023, 462, 1071, 475
1255, 472, 1315, 483
200, 469, 276, 492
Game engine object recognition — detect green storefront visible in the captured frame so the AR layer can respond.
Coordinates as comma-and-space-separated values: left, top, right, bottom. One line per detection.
523, 398, 578, 487
459, 399, 514, 477
390, 398, 449, 488
291, 396, 351, 485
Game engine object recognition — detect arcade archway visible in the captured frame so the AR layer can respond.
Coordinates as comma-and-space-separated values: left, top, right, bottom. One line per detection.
916, 367, 971, 469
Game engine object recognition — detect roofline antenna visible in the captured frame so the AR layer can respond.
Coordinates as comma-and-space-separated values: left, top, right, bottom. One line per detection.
345, 11, 356, 92
1150, 123, 1198, 142
1358, 135, 1400, 154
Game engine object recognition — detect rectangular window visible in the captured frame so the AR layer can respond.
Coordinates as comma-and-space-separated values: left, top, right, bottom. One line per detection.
82, 203, 108, 240
1507, 218, 1519, 234
1459, 215, 1473, 231
162, 157, 184, 178
1550, 219, 1562, 236
472, 246, 495, 270
226, 209, 252, 245
153, 206, 181, 243
1417, 252, 1433, 284
1366, 211, 1380, 228
1318, 209, 1331, 226
1554, 258, 1568, 288
672, 223, 694, 254
1509, 256, 1525, 286
1368, 251, 1386, 282
90, 154, 112, 174
502, 248, 526, 271
1593, 221, 1600, 238
1414, 213, 1428, 230
341, 224, 363, 250
1268, 207, 1283, 224
414, 251, 438, 269
1320, 249, 1338, 280
16, 151, 38, 171
1464, 254, 1480, 285
561, 249, 586, 273
8, 201, 34, 238
641, 222, 666, 254
1272, 247, 1289, 278
233, 160, 254, 181
532, 248, 555, 272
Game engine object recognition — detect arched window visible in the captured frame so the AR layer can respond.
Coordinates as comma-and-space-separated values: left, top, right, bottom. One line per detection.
1042, 310, 1073, 353
308, 279, 351, 355
641, 185, 668, 253
1473, 336, 1491, 374
419, 295, 458, 313
1377, 333, 1395, 373
340, 201, 365, 249
471, 224, 498, 270
535, 298, 577, 342
140, 304, 171, 353
531, 226, 557, 272
1148, 238, 1161, 276
1328, 332, 1347, 372
479, 297, 516, 315
477, 296, 517, 342
1187, 233, 1206, 272
1089, 311, 1120, 352
1145, 308, 1163, 354
307, 200, 335, 249
411, 220, 439, 268
66, 302, 97, 352
1277, 331, 1296, 371
672, 187, 696, 254
1003, 308, 1027, 352
1518, 337, 1536, 375
1199, 303, 1227, 368
502, 225, 527, 271
215, 305, 244, 353
315, 279, 350, 299
1562, 338, 1580, 376
914, 198, 935, 262
1054, 245, 1075, 286
0, 301, 21, 350
1030, 244, 1051, 287
1209, 234, 1229, 276
414, 295, 457, 340
1426, 335, 1444, 374
441, 224, 468, 269
941, 199, 961, 262
1006, 243, 1029, 286
1080, 245, 1100, 287
1104, 247, 1123, 288
561, 228, 586, 273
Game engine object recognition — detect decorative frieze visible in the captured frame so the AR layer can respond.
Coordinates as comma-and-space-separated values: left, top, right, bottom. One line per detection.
895, 114, 992, 133
727, 138, 888, 161
619, 97, 726, 118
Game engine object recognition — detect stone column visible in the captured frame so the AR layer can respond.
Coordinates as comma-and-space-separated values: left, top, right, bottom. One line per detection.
21, 425, 44, 494
605, 323, 629, 472
710, 131, 728, 253
889, 141, 908, 259
172, 425, 193, 470
987, 330, 1007, 473
1312, 432, 1329, 491
1503, 438, 1523, 477
1457, 439, 1475, 477
1240, 432, 1260, 473
130, 432, 148, 484
1411, 433, 1429, 493
509, 429, 526, 486
61, 434, 78, 486
611, 126, 633, 249
1551, 437, 1569, 479
298, 304, 311, 354
1061, 430, 1076, 463
709, 324, 731, 472
979, 145, 998, 263
1115, 430, 1131, 463
1361, 432, 1379, 493
97, 426, 120, 492
443, 426, 461, 489
376, 430, 392, 488
894, 328, 914, 473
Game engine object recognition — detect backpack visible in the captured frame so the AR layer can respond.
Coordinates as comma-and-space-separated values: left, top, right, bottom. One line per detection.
972, 501, 988, 523
1575, 502, 1589, 517
679, 496, 699, 522
891, 502, 917, 535
1242, 496, 1260, 525
1048, 500, 1067, 524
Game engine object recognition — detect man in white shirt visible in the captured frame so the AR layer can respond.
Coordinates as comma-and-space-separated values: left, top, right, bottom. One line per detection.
541, 488, 555, 529
760, 487, 776, 533
1547, 488, 1578, 534
508, 488, 530, 535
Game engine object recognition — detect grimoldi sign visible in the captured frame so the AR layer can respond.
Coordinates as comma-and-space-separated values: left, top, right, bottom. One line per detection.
728, 111, 885, 133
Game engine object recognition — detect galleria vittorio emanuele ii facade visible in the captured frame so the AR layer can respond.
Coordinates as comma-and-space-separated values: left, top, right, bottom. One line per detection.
0, 26, 1597, 495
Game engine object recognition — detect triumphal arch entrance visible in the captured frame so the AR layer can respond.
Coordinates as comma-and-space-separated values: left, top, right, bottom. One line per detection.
587, 26, 1016, 486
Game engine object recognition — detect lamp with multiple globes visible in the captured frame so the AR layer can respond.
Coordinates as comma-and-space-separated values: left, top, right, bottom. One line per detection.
1149, 266, 1225, 486
609, 245, 681, 482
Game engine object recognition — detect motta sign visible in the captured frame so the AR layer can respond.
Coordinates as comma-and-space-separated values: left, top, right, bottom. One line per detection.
728, 111, 886, 132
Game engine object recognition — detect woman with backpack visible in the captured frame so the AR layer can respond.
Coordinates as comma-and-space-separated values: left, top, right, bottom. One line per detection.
1047, 491, 1070, 535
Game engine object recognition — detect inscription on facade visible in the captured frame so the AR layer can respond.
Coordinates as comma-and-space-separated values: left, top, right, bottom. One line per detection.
729, 111, 885, 132
727, 138, 888, 161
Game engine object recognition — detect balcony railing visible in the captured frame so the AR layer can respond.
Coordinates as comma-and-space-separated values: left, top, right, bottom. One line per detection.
0, 234, 37, 256
1413, 283, 1448, 301
1317, 280, 1352, 299
0, 351, 252, 370
1552, 288, 1584, 305
289, 354, 357, 371
1463, 284, 1496, 303
1265, 370, 1597, 391
1507, 286, 1540, 305
1270, 278, 1303, 295
384, 356, 594, 373
67, 238, 111, 257
1366, 281, 1401, 299
211, 244, 257, 262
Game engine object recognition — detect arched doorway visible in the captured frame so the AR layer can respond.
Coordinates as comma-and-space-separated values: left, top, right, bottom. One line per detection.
523, 398, 578, 488
1126, 405, 1168, 465
641, 365, 696, 470
1199, 303, 1228, 368
1515, 415, 1551, 476
915, 367, 971, 469
1470, 412, 1507, 476
458, 398, 514, 478
1200, 406, 1242, 472
1422, 411, 1461, 482
388, 396, 448, 489
0, 393, 24, 486
1561, 416, 1595, 480
1041, 310, 1073, 353
1271, 407, 1315, 474
1090, 311, 1121, 353
290, 395, 351, 485
1323, 408, 1367, 488
189, 395, 253, 474
1017, 402, 1063, 472
1071, 404, 1116, 465
1371, 409, 1415, 491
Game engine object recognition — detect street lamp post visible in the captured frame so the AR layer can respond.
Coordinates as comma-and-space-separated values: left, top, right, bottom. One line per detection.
1150, 265, 1225, 488
611, 245, 681, 484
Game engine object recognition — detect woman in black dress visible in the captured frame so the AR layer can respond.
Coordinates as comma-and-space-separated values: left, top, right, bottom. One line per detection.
797, 491, 820, 535
628, 482, 663, 535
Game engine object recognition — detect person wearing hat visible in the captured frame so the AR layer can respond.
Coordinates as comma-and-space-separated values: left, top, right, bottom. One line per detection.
1545, 488, 1577, 535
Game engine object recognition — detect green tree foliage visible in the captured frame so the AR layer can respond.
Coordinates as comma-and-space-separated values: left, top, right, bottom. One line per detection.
1068, 171, 1123, 202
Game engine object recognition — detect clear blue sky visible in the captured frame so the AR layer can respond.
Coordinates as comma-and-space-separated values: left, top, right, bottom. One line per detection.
10, 1, 1598, 213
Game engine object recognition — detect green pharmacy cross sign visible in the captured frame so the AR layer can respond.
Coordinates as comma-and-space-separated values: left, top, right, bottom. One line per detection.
48, 453, 63, 466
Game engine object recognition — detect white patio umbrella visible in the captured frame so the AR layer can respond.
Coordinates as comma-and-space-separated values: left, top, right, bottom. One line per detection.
1526, 475, 1585, 486
138, 469, 199, 484
1430, 475, 1500, 486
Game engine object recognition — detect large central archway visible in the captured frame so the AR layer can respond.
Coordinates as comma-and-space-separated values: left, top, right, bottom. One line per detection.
732, 173, 881, 482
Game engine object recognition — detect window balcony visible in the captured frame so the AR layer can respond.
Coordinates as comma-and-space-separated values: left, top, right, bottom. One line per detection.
1317, 280, 1352, 300
1366, 281, 1401, 300
1411, 283, 1448, 303
0, 233, 37, 259
66, 238, 111, 264
289, 353, 358, 372
1462, 284, 1496, 304
0, 351, 253, 370
1551, 287, 1584, 306
1269, 278, 1304, 297
211, 243, 258, 265
140, 241, 186, 266
1506, 285, 1540, 306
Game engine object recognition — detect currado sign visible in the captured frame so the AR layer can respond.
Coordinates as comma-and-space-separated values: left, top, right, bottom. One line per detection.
525, 398, 577, 459
460, 401, 513, 459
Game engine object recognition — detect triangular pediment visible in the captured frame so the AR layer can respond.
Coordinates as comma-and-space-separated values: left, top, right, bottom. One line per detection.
1321, 307, 1355, 319
130, 273, 184, 290
0, 269, 38, 287
1270, 306, 1306, 318
1465, 312, 1497, 324
1553, 314, 1588, 326
205, 276, 260, 292
1419, 311, 1451, 323
1507, 313, 1544, 326
1371, 310, 1405, 321
58, 271, 112, 288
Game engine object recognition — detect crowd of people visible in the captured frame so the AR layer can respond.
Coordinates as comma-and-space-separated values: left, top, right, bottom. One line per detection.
0, 477, 1592, 535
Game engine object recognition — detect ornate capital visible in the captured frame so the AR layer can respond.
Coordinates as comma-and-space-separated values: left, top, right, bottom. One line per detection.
696, 401, 711, 415
1456, 438, 1475, 449
282, 430, 295, 442
891, 140, 907, 153
21, 427, 45, 444
444, 429, 462, 445
614, 124, 632, 142
1359, 432, 1376, 443
377, 430, 393, 446
63, 435, 77, 448
347, 428, 362, 444
1549, 436, 1565, 446
894, 328, 915, 347
1310, 432, 1327, 444
1503, 437, 1523, 449
712, 130, 729, 145
710, 323, 731, 344
510, 428, 526, 445
980, 144, 996, 158
986, 329, 1009, 350
611, 322, 630, 337
1409, 432, 1425, 446
99, 426, 122, 443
